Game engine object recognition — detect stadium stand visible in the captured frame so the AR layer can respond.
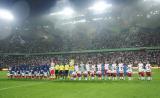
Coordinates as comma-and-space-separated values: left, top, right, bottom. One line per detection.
0, 47, 160, 68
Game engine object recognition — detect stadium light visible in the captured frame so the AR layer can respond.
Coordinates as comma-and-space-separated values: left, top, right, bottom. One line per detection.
88, 1, 112, 14
61, 7, 74, 16
0, 9, 14, 21
50, 7, 74, 17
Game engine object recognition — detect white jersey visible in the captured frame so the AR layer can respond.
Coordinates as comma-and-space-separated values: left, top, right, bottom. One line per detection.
86, 64, 90, 71
80, 64, 85, 72
111, 64, 117, 73
104, 64, 109, 70
97, 64, 101, 71
127, 64, 132, 73
145, 64, 151, 72
91, 64, 96, 71
112, 64, 117, 71
75, 65, 79, 72
118, 63, 124, 72
138, 63, 144, 72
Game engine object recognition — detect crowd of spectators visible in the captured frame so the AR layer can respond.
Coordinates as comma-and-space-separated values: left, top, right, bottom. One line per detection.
0, 51, 160, 68
0, 23, 160, 53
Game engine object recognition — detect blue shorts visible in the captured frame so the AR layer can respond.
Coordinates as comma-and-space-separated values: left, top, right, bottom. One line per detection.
69, 70, 73, 75
59, 70, 64, 75
65, 70, 69, 76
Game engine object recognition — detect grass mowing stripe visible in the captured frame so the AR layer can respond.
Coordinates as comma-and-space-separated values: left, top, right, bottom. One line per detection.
0, 69, 159, 98
0, 82, 43, 91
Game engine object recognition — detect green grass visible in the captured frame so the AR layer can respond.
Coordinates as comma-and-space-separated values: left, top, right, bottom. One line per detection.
0, 69, 160, 98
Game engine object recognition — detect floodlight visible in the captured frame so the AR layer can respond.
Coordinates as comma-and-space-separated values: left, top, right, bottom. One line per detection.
0, 9, 14, 21
61, 7, 74, 16
88, 1, 112, 14
50, 7, 74, 17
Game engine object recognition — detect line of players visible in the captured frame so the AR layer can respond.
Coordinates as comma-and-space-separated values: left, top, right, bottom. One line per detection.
53, 61, 152, 81
7, 65, 50, 79
7, 61, 152, 80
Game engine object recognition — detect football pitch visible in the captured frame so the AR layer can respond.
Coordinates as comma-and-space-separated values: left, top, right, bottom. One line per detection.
0, 69, 160, 98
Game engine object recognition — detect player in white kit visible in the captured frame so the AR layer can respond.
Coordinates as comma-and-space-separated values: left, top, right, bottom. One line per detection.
97, 63, 102, 80
111, 63, 117, 80
77, 65, 82, 80
75, 64, 79, 72
118, 62, 124, 80
145, 62, 152, 80
127, 63, 133, 80
104, 62, 109, 80
90, 63, 96, 80
80, 62, 85, 74
72, 71, 77, 80
85, 62, 90, 76
97, 63, 101, 71
83, 71, 88, 80
138, 61, 145, 80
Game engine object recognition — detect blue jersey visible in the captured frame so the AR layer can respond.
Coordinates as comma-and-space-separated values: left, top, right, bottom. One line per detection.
43, 67, 46, 72
123, 64, 127, 76
116, 67, 119, 76
40, 70, 44, 74
31, 70, 34, 74
101, 64, 105, 71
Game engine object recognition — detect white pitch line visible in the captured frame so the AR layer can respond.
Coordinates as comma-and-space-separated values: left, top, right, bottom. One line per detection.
0, 82, 43, 91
